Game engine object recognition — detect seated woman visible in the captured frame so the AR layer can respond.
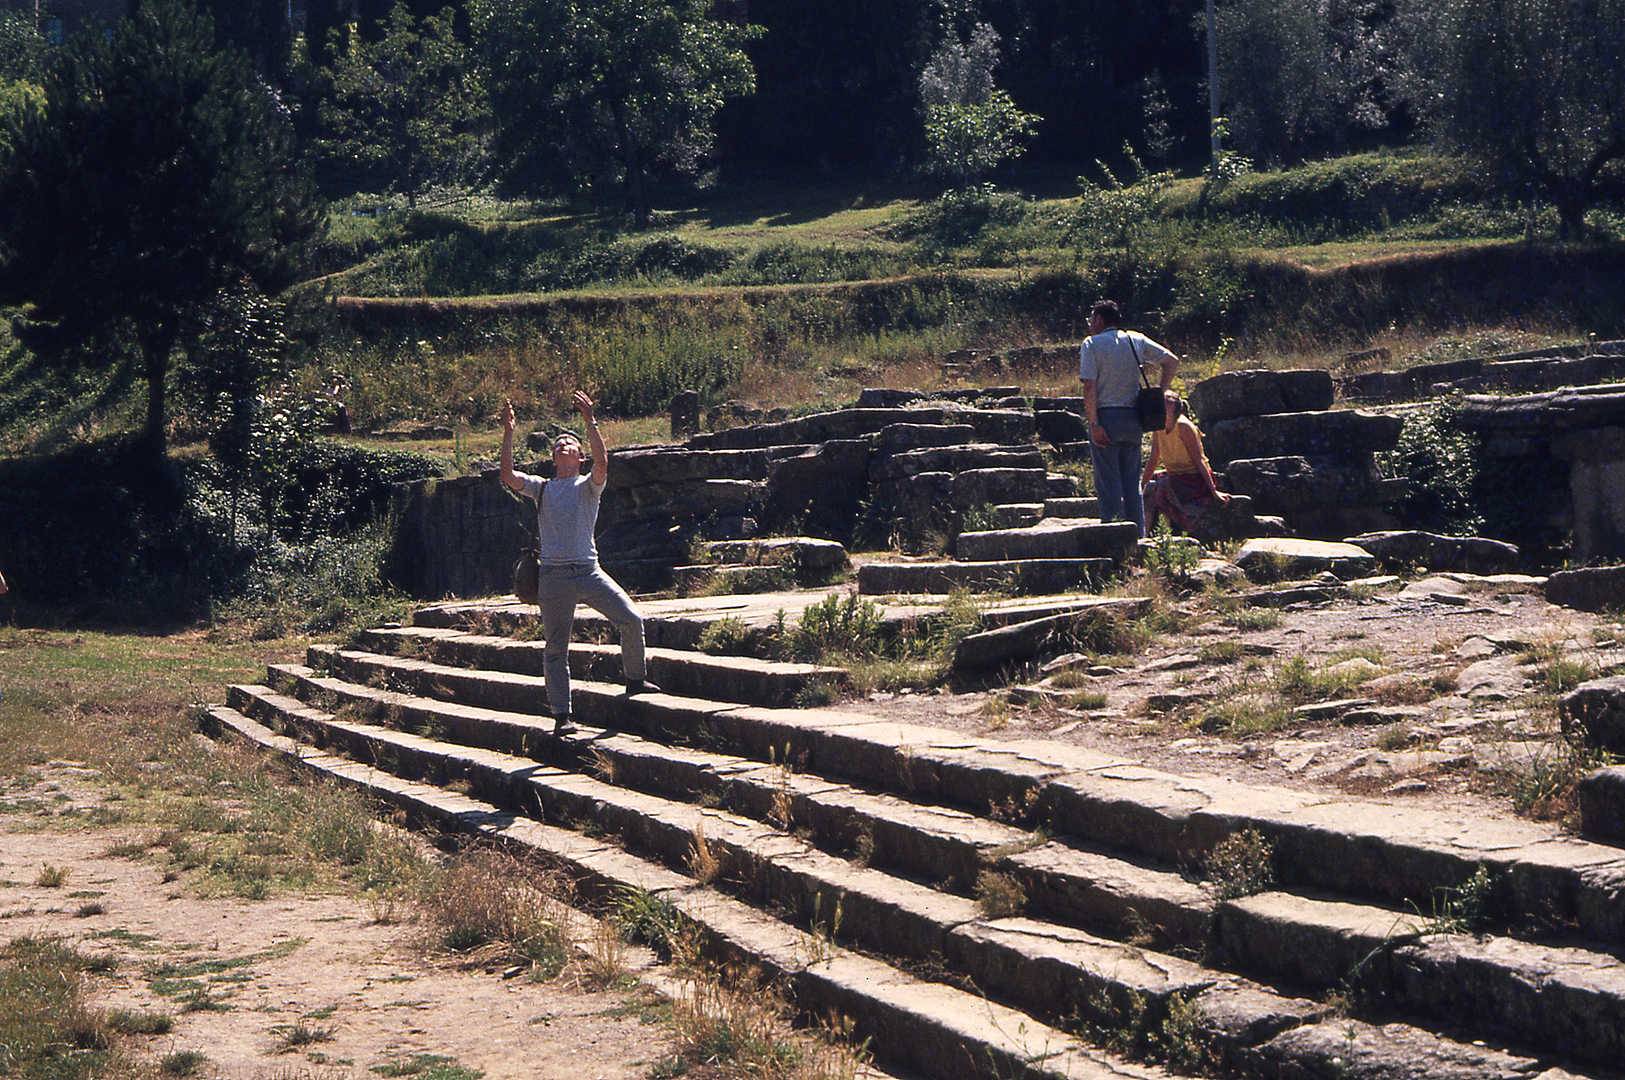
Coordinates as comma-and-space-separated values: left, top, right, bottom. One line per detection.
1141, 399, 1229, 535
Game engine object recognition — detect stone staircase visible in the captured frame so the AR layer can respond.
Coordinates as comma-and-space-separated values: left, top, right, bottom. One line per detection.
202, 600, 1625, 1080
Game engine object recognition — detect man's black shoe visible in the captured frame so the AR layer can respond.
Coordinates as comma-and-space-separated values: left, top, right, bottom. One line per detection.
625, 678, 661, 696
552, 714, 578, 737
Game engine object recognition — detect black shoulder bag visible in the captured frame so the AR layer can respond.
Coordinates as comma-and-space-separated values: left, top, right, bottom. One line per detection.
1129, 335, 1165, 431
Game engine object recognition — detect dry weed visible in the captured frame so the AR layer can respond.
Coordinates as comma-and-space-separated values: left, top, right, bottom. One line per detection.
974, 870, 1027, 917
424, 846, 575, 976
687, 822, 725, 885
574, 918, 630, 991
665, 968, 869, 1080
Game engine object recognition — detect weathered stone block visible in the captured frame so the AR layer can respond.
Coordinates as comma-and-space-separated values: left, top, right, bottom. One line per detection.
955, 520, 1140, 562
703, 537, 849, 573
939, 405, 1037, 445
763, 440, 871, 538
1546, 566, 1625, 613
1187, 369, 1335, 424
1222, 455, 1391, 514
1233, 538, 1378, 582
948, 468, 1051, 509
856, 387, 927, 408
1577, 766, 1625, 843
607, 446, 770, 487
1567, 458, 1625, 563
669, 389, 700, 440
1204, 410, 1403, 468
872, 423, 978, 456
1345, 530, 1521, 574
1034, 409, 1089, 445
871, 444, 1045, 482
1564, 676, 1625, 752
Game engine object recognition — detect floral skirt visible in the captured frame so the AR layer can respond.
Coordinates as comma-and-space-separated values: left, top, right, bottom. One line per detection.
1143, 472, 1215, 533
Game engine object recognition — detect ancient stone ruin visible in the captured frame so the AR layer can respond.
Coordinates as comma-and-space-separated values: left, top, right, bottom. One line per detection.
212, 336, 1625, 1080
393, 339, 1625, 606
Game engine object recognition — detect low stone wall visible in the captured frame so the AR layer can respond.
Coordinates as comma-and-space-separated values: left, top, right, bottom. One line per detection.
1461, 386, 1625, 563
1185, 368, 1404, 539
1339, 341, 1625, 404
390, 474, 532, 601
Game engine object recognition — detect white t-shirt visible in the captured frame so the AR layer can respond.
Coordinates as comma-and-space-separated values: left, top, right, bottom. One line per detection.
1079, 329, 1176, 409
515, 472, 604, 564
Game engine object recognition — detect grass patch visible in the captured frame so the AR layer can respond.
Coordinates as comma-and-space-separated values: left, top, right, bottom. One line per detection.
159, 1050, 207, 1076
105, 1008, 174, 1035
1274, 655, 1371, 705
35, 864, 71, 887
0, 936, 118, 1080
272, 1021, 337, 1052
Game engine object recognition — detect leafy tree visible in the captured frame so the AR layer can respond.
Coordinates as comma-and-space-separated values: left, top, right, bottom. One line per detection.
917, 21, 1039, 189
470, 0, 760, 227
1401, 0, 1625, 238
318, 2, 488, 203
0, 8, 44, 155
0, 0, 323, 455
1215, 0, 1392, 165
0, 7, 45, 85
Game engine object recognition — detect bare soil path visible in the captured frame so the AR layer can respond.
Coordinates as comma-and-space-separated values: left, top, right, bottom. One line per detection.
0, 798, 681, 1080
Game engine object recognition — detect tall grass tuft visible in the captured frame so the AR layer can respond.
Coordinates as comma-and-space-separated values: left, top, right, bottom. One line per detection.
423, 847, 574, 976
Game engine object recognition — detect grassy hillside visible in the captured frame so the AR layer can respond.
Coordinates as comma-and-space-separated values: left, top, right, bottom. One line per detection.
0, 150, 1617, 625
5, 151, 1623, 456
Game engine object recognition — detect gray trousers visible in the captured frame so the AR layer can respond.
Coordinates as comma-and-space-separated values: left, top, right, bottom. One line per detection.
538, 562, 645, 717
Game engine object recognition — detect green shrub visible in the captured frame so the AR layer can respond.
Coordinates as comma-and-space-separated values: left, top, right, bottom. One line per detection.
1202, 828, 1276, 900
1381, 399, 1482, 536
786, 593, 888, 661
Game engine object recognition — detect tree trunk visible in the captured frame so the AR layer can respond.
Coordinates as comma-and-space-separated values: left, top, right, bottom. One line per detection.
139, 330, 173, 457
613, 103, 651, 229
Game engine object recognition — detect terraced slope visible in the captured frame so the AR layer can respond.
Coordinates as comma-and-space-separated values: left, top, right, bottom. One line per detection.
202, 600, 1625, 1080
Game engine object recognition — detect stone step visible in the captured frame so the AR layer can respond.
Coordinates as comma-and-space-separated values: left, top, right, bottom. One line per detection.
987, 502, 1046, 529
249, 667, 1210, 950
1212, 891, 1625, 1071
203, 695, 1611, 1080
301, 643, 1625, 950
1044, 496, 1101, 518
956, 519, 1140, 562
856, 558, 1116, 596
197, 704, 1136, 1080
357, 625, 848, 709
262, 651, 1625, 1017
411, 591, 955, 652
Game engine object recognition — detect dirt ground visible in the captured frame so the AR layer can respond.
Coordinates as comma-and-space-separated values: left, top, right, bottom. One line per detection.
0, 810, 685, 1080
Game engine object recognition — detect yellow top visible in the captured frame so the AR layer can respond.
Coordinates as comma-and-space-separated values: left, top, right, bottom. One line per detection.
1151, 416, 1206, 475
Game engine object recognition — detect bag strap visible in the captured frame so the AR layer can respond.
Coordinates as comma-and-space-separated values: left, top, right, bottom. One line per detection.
1127, 333, 1152, 388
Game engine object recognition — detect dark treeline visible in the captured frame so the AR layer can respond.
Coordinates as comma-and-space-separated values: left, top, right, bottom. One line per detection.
64, 0, 1213, 176
720, 0, 1208, 175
